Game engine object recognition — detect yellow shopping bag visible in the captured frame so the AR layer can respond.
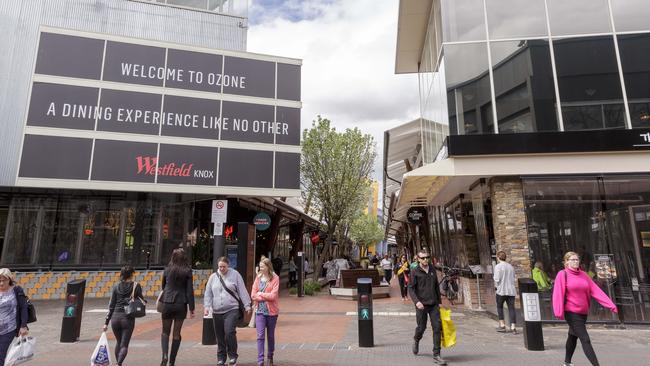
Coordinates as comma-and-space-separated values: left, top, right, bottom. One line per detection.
439, 307, 457, 348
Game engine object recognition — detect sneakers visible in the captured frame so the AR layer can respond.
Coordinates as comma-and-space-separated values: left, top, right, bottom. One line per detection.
217, 362, 226, 366
228, 358, 237, 366
412, 339, 420, 355
563, 363, 574, 366
433, 354, 448, 365
496, 326, 507, 333
511, 328, 518, 335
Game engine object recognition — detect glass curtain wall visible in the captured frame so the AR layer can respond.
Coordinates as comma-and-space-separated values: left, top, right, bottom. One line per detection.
436, 0, 650, 136
524, 176, 650, 323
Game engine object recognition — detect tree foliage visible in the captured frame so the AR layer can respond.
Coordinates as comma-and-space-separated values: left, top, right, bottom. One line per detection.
349, 214, 384, 256
301, 116, 376, 279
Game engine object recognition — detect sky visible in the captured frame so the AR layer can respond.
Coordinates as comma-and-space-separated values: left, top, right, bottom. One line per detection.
246, 0, 420, 184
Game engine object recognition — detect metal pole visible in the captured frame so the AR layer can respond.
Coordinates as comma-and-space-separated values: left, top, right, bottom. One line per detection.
475, 273, 484, 311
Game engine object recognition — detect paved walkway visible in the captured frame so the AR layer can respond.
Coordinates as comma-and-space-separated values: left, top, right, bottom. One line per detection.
25, 279, 650, 365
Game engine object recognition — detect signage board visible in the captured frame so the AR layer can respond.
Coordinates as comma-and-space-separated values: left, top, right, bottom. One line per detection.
211, 200, 228, 223
17, 28, 301, 195
522, 292, 541, 322
253, 212, 271, 231
406, 207, 427, 224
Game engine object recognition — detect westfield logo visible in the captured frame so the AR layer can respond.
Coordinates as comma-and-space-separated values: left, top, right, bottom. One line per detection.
136, 156, 193, 177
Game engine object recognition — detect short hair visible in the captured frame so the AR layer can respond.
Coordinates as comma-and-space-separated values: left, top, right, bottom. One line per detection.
496, 251, 507, 261
563, 251, 579, 263
418, 249, 429, 256
0, 268, 14, 285
217, 256, 229, 265
120, 266, 135, 281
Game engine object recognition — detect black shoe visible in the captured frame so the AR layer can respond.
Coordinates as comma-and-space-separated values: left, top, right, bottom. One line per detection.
433, 354, 447, 365
412, 339, 420, 355
160, 334, 169, 366
168, 338, 181, 366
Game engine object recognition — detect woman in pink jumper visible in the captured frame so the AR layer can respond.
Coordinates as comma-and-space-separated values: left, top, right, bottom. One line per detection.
251, 257, 280, 366
552, 252, 618, 366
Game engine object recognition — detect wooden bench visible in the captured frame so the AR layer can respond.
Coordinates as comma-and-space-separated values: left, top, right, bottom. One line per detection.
339, 269, 381, 288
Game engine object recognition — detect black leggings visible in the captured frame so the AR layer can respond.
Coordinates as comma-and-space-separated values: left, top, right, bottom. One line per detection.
496, 295, 516, 325
565, 311, 600, 366
162, 317, 185, 341
398, 274, 408, 298
111, 312, 135, 366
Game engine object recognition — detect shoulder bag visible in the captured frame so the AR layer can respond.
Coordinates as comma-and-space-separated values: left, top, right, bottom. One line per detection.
125, 282, 147, 318
217, 273, 247, 327
14, 286, 36, 324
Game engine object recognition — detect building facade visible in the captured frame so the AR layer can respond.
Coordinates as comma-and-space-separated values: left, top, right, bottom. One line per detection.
392, 0, 650, 323
0, 0, 308, 298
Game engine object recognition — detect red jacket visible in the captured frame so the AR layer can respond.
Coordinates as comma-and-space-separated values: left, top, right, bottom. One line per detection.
251, 274, 280, 316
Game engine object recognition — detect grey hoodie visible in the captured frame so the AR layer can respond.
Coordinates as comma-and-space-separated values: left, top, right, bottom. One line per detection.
204, 269, 252, 314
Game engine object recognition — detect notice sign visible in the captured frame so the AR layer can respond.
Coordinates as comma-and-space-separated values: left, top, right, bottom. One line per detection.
211, 200, 228, 223
18, 28, 301, 194
522, 293, 541, 322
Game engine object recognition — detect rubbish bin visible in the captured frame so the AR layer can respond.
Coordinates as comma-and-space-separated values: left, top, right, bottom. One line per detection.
202, 310, 217, 345
518, 278, 544, 351
60, 279, 86, 343
357, 278, 374, 347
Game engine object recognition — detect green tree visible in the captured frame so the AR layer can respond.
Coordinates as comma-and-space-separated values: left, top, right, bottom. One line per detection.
301, 116, 376, 279
349, 213, 384, 258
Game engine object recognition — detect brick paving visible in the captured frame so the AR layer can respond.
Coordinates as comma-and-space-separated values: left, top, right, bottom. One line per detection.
24, 278, 650, 365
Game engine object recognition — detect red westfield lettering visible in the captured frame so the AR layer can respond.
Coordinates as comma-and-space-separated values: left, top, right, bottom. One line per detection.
136, 156, 193, 177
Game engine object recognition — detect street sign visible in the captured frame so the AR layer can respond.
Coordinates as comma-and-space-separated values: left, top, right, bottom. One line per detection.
522, 293, 541, 322
214, 222, 223, 236
253, 212, 271, 231
211, 199, 227, 223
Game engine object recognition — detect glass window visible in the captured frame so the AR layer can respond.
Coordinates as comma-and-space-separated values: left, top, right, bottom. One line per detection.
486, 0, 547, 40
444, 43, 492, 135
547, 0, 612, 36
491, 40, 558, 133
2, 199, 39, 265
38, 203, 81, 267
611, 0, 650, 33
553, 36, 626, 131
441, 0, 486, 42
618, 34, 650, 128
81, 201, 123, 265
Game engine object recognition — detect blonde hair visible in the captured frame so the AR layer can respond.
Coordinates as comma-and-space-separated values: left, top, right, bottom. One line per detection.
0, 268, 14, 285
258, 258, 275, 278
563, 251, 579, 264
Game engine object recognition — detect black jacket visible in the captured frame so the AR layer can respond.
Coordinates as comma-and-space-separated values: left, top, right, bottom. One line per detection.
105, 281, 143, 325
161, 268, 195, 312
408, 265, 441, 306
13, 286, 29, 333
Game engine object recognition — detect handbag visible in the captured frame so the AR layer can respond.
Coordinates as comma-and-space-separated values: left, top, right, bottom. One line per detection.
13, 287, 36, 324
216, 273, 247, 327
156, 291, 165, 313
125, 282, 146, 318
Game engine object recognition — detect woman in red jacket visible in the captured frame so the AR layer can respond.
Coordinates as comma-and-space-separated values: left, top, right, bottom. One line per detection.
552, 251, 618, 366
251, 257, 280, 366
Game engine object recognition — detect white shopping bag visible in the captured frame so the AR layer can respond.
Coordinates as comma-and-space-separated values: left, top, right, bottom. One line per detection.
5, 336, 35, 366
90, 332, 112, 366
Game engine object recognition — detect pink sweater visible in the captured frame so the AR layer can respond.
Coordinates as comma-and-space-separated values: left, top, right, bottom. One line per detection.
552, 268, 617, 319
251, 274, 279, 316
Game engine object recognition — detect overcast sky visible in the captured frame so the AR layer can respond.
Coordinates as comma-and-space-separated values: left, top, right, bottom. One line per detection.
247, 0, 420, 184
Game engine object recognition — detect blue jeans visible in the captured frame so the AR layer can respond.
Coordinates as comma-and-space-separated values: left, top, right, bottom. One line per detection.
0, 330, 16, 366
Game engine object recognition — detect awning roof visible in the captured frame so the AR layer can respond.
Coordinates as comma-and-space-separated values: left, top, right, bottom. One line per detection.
395, 0, 433, 74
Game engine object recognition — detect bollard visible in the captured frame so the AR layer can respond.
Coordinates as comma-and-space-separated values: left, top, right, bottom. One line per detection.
202, 310, 217, 345
60, 279, 86, 343
297, 252, 304, 297
518, 278, 544, 351
357, 278, 374, 347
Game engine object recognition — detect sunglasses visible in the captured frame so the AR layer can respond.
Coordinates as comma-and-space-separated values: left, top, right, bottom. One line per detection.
419, 256, 430, 260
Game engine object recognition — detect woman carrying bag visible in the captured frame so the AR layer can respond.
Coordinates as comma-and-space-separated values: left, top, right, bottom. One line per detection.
204, 257, 251, 366
0, 268, 29, 366
251, 258, 279, 366
103, 266, 144, 366
396, 255, 410, 301
552, 251, 618, 366
159, 248, 195, 366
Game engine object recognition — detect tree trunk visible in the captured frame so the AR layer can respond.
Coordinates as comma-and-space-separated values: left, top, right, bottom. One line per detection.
312, 227, 335, 281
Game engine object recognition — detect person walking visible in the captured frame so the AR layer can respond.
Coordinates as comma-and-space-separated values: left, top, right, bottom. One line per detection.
104, 266, 144, 366
553, 251, 618, 366
159, 248, 195, 366
204, 256, 252, 366
381, 254, 393, 284
0, 268, 29, 366
396, 255, 410, 301
323, 257, 338, 291
494, 250, 517, 333
251, 257, 279, 366
287, 255, 297, 288
408, 250, 447, 365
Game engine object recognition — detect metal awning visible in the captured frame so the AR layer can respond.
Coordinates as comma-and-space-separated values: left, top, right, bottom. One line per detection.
395, 0, 433, 74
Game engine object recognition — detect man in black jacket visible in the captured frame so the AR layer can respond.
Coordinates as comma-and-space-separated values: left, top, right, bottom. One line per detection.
408, 250, 447, 365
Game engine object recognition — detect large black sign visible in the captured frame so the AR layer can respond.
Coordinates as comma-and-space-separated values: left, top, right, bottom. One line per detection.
18, 30, 301, 192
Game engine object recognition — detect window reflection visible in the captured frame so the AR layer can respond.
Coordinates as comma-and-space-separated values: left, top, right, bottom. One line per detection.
486, 0, 547, 40
618, 34, 650, 128
547, 0, 611, 36
444, 43, 492, 135
491, 40, 558, 133
611, 0, 650, 32
553, 36, 626, 131
441, 0, 486, 42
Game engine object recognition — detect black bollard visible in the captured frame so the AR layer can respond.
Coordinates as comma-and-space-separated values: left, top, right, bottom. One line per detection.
518, 278, 544, 351
357, 278, 374, 347
60, 279, 86, 343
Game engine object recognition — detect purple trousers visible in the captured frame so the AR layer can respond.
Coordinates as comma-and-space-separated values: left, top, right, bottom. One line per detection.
256, 314, 278, 364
